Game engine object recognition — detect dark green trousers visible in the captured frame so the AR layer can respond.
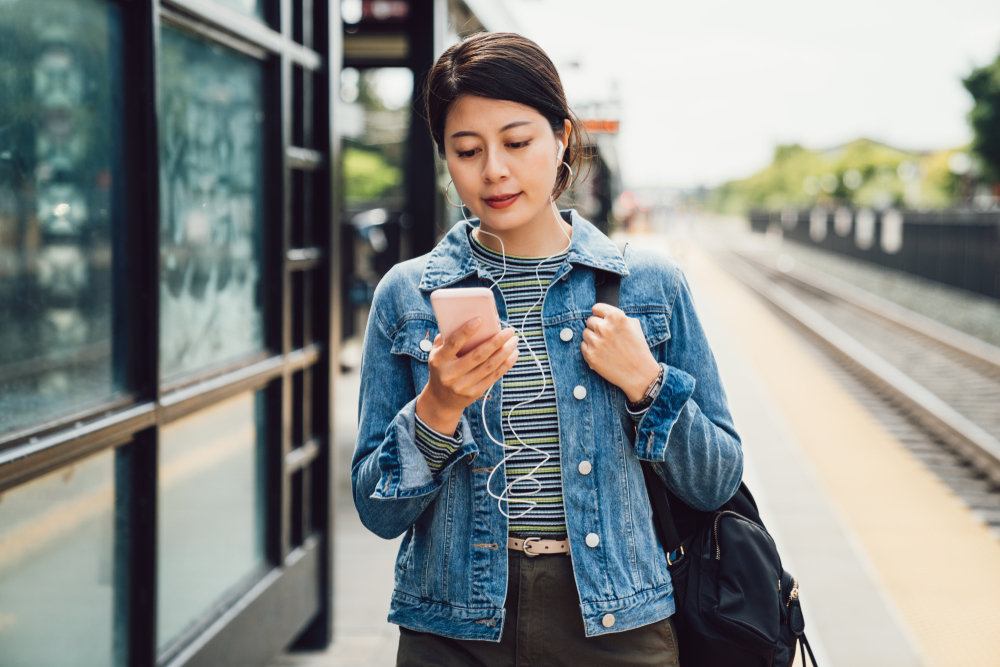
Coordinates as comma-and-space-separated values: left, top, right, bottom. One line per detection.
396, 549, 681, 667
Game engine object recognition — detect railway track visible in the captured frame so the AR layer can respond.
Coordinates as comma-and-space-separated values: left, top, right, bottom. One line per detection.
717, 247, 1000, 534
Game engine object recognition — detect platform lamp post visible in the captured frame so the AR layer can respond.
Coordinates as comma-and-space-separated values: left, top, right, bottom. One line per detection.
404, 0, 438, 259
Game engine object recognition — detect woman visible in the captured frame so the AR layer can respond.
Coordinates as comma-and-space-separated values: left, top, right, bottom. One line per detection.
352, 32, 743, 667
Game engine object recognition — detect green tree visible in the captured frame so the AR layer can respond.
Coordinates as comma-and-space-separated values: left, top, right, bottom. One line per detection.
963, 50, 1000, 182
342, 147, 402, 205
711, 139, 962, 214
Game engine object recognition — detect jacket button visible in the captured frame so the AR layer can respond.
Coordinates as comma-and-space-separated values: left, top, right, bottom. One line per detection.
585, 533, 600, 548
602, 613, 615, 628
419, 339, 433, 352
578, 460, 592, 475
573, 385, 587, 400
560, 327, 573, 342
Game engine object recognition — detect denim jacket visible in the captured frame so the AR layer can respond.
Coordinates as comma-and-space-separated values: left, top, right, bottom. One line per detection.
352, 210, 743, 641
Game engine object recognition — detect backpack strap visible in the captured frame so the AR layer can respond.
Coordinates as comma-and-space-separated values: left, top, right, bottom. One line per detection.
593, 270, 621, 311
642, 460, 684, 556
593, 254, 684, 558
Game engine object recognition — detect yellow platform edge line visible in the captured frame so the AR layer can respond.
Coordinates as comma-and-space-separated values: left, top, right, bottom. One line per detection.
688, 246, 1000, 667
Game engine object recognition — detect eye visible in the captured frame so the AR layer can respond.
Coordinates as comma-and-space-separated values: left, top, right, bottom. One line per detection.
507, 140, 531, 149
456, 148, 480, 158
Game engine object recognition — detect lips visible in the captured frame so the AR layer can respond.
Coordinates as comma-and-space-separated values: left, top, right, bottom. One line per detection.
483, 192, 521, 209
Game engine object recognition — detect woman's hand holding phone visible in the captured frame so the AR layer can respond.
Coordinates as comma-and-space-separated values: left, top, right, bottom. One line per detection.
415, 320, 519, 436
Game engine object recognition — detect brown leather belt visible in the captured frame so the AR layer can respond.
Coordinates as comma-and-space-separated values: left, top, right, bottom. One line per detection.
507, 536, 570, 556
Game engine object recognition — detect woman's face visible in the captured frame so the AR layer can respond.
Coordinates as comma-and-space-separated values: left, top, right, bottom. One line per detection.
443, 95, 570, 234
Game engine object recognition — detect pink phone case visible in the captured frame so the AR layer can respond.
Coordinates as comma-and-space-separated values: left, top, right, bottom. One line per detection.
430, 287, 503, 357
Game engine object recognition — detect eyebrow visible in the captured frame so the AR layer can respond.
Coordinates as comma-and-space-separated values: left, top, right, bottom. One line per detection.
449, 120, 533, 139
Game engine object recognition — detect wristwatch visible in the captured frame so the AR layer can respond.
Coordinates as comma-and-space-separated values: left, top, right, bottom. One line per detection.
626, 366, 665, 413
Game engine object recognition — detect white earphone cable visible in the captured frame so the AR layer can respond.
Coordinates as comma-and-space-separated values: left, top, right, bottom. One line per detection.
467, 213, 571, 520
446, 151, 572, 520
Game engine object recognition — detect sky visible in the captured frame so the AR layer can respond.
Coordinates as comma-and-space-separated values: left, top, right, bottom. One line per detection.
503, 0, 1000, 188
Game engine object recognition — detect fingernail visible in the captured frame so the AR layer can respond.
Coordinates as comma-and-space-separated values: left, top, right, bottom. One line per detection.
470, 317, 482, 328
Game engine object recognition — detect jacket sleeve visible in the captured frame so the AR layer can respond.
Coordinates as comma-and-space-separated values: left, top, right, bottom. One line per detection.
351, 295, 480, 540
632, 270, 743, 511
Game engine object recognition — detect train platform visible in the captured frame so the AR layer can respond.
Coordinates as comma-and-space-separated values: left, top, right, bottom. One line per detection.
273, 228, 1000, 667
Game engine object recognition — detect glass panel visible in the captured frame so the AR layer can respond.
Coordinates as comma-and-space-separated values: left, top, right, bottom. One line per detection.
158, 28, 265, 380
0, 450, 115, 666
340, 67, 412, 210
213, 0, 263, 20
157, 392, 266, 650
0, 0, 123, 434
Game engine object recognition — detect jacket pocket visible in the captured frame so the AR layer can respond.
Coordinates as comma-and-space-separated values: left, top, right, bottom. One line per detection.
389, 317, 438, 396
390, 317, 439, 361
626, 310, 670, 348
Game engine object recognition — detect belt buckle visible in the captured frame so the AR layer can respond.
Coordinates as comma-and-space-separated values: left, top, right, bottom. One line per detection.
522, 536, 540, 558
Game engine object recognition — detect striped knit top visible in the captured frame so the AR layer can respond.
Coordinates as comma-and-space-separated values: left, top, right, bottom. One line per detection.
415, 232, 568, 538
413, 227, 657, 539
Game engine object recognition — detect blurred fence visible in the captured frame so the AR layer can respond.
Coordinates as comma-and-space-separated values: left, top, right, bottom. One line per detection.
750, 209, 1000, 300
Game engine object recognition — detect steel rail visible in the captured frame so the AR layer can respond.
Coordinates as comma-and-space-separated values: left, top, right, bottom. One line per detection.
734, 248, 1000, 377
717, 252, 1000, 487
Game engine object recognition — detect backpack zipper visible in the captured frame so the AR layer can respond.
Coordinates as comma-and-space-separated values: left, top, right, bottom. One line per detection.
786, 577, 799, 607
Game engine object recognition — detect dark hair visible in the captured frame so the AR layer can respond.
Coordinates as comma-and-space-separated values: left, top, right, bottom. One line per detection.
425, 32, 588, 200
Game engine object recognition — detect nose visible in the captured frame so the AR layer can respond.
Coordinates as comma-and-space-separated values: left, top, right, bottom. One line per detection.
482, 148, 509, 183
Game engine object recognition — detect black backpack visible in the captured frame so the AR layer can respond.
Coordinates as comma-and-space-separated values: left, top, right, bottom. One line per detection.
596, 270, 817, 667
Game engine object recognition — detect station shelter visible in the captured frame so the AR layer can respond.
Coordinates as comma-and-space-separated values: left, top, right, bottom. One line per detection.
0, 1, 504, 666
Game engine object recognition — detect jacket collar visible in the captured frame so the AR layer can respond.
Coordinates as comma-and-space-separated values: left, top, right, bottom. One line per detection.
418, 209, 629, 292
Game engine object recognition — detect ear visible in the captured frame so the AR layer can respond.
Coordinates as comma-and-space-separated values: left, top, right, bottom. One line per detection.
555, 119, 572, 165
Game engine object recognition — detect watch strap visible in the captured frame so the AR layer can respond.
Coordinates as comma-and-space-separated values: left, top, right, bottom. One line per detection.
626, 366, 664, 412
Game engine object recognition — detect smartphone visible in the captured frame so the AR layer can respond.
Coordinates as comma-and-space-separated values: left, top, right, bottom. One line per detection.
430, 287, 503, 357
